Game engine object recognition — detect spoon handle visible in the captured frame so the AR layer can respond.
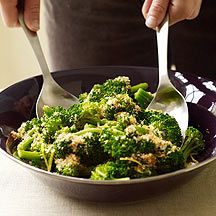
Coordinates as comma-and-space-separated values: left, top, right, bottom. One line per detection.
156, 14, 169, 86
17, 0, 53, 81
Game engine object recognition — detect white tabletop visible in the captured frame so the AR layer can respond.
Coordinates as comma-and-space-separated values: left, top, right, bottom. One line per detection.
0, 153, 216, 216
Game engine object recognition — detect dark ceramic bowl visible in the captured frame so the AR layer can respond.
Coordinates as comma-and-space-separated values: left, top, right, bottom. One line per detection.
1, 66, 216, 202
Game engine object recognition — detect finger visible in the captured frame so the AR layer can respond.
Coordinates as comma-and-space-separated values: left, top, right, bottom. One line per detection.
144, 0, 169, 29
0, 0, 19, 27
142, 0, 153, 19
24, 0, 40, 31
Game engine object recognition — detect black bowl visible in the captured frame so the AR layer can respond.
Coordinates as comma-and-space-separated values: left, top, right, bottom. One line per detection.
1, 66, 216, 202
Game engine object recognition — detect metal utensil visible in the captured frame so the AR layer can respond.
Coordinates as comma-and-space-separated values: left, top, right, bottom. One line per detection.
147, 14, 188, 137
18, 0, 79, 118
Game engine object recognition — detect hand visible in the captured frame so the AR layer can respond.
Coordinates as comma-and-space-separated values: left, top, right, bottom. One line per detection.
0, 0, 40, 31
142, 0, 202, 29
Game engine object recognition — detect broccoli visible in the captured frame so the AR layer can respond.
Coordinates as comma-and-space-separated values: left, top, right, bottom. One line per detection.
120, 154, 157, 178
181, 126, 205, 163
139, 109, 183, 146
54, 126, 108, 165
134, 88, 154, 109
114, 112, 138, 129
11, 75, 206, 180
130, 82, 149, 93
90, 160, 130, 180
102, 94, 141, 120
138, 139, 156, 154
85, 76, 131, 102
55, 154, 91, 177
155, 127, 205, 173
99, 126, 137, 158
156, 150, 185, 174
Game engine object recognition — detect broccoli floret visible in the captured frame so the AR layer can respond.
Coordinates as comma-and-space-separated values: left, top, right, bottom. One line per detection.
23, 118, 42, 132
74, 129, 109, 165
66, 102, 103, 130
14, 118, 42, 139
40, 106, 69, 142
138, 139, 156, 154
102, 94, 141, 120
140, 109, 183, 146
156, 150, 185, 174
53, 139, 73, 159
55, 154, 91, 177
79, 92, 88, 102
120, 153, 157, 178
86, 76, 131, 102
99, 126, 137, 158
90, 160, 130, 180
54, 127, 108, 165
181, 126, 205, 162
114, 112, 137, 128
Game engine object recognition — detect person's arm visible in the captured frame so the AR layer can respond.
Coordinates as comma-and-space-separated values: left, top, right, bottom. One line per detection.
0, 0, 40, 31
142, 0, 202, 29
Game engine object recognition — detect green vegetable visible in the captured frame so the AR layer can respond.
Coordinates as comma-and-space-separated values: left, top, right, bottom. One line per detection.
140, 109, 183, 146
90, 160, 130, 180
12, 76, 206, 180
181, 126, 205, 162
130, 82, 149, 93
134, 88, 153, 109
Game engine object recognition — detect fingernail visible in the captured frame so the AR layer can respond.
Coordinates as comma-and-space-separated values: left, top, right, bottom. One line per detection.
145, 16, 157, 28
31, 20, 40, 31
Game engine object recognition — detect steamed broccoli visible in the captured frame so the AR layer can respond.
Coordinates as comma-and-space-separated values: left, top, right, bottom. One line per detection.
102, 93, 141, 120
134, 88, 154, 109
12, 75, 206, 180
156, 149, 185, 174
99, 126, 137, 158
54, 126, 108, 165
90, 160, 130, 180
181, 126, 205, 163
85, 76, 131, 102
55, 154, 91, 177
120, 154, 157, 178
139, 109, 183, 146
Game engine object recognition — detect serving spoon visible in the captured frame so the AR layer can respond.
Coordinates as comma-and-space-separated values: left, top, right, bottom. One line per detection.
18, 0, 79, 118
147, 14, 188, 138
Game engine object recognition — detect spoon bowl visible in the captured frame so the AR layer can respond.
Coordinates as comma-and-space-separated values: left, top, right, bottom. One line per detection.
147, 14, 188, 137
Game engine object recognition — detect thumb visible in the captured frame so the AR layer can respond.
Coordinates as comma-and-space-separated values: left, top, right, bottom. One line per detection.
143, 0, 169, 29
24, 0, 40, 31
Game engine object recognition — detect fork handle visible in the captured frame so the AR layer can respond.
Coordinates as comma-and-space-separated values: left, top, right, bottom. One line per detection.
17, 0, 53, 81
156, 14, 170, 86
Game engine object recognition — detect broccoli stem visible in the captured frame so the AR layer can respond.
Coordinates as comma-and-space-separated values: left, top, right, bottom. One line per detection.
73, 127, 102, 136
17, 137, 34, 151
180, 127, 205, 162
13, 150, 20, 159
47, 150, 55, 172
17, 149, 41, 161
41, 143, 49, 169
131, 83, 149, 93
134, 88, 153, 108
181, 140, 199, 161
